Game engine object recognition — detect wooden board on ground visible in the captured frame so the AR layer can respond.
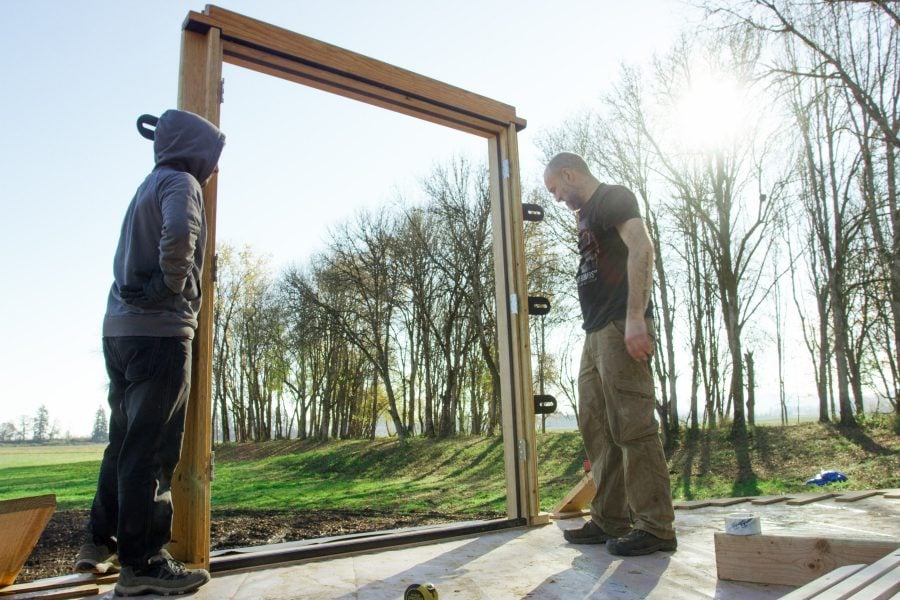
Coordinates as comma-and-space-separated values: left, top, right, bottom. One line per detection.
834, 490, 881, 503
0, 495, 56, 587
674, 499, 712, 510
751, 495, 792, 505
780, 548, 900, 600
550, 475, 594, 516
0, 573, 116, 597
2, 584, 99, 599
548, 509, 590, 520
705, 497, 752, 507
785, 492, 838, 506
777, 564, 866, 600
714, 532, 900, 586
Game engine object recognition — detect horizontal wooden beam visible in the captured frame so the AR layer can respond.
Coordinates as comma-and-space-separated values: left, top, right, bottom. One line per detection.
0, 573, 115, 597
220, 41, 499, 138
714, 532, 900, 586
184, 5, 525, 136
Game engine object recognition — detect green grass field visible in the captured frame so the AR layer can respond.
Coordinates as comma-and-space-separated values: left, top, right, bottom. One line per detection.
1, 418, 896, 513
0, 443, 105, 468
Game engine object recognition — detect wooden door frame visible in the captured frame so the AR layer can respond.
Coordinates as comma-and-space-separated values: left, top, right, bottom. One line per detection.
172, 5, 542, 568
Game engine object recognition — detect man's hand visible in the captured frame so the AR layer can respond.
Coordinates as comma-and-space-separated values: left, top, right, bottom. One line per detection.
624, 316, 653, 362
120, 273, 178, 307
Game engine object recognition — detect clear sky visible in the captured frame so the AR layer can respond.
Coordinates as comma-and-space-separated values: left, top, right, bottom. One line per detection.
0, 0, 711, 437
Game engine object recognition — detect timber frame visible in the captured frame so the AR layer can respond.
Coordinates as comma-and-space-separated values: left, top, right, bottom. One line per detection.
172, 5, 543, 569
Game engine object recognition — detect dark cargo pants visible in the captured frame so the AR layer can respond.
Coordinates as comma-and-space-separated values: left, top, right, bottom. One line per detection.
88, 336, 191, 567
577, 319, 675, 540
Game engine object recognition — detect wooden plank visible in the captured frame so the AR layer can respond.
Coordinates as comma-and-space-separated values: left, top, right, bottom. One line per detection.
835, 491, 882, 503
490, 133, 516, 521
0, 495, 56, 587
205, 5, 525, 127
490, 125, 541, 524
221, 42, 500, 138
170, 24, 223, 571
706, 497, 752, 507
813, 549, 899, 599
0, 573, 116, 596
3, 584, 99, 600
185, 6, 525, 132
551, 475, 594, 514
674, 499, 712, 510
548, 509, 591, 520
714, 532, 900, 586
845, 566, 899, 599
751, 495, 792, 505
786, 492, 839, 505
778, 564, 866, 600
0, 574, 93, 596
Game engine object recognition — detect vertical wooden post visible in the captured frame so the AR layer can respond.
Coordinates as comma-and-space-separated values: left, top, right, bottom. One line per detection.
170, 25, 222, 569
489, 125, 544, 524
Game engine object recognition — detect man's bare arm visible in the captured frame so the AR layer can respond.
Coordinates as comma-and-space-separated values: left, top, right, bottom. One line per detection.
616, 217, 655, 361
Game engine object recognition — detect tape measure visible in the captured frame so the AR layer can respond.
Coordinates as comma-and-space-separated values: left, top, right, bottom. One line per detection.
404, 582, 438, 600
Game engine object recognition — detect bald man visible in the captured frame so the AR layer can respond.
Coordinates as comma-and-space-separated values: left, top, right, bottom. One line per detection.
545, 152, 676, 556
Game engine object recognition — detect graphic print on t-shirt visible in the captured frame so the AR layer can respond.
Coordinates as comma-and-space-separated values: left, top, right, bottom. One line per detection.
574, 184, 644, 331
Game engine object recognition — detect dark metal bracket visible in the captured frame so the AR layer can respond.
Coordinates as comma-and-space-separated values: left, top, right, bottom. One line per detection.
522, 203, 544, 222
534, 395, 557, 415
527, 296, 551, 316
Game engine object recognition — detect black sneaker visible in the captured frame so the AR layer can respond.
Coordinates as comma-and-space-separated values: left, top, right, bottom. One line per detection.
563, 520, 616, 544
115, 551, 210, 596
606, 529, 677, 556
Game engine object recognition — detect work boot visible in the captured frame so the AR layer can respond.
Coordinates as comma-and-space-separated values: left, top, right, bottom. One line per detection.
606, 529, 677, 556
74, 540, 119, 573
563, 520, 617, 544
114, 550, 210, 596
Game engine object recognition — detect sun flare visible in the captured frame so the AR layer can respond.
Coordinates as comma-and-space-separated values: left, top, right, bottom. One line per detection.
675, 70, 746, 150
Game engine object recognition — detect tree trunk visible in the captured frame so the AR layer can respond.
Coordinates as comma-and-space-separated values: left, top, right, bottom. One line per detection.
745, 351, 755, 428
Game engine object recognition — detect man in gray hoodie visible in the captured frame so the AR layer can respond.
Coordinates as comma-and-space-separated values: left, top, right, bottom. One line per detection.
75, 109, 225, 596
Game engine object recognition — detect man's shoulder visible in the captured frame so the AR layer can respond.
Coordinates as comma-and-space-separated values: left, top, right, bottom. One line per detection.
153, 168, 202, 194
595, 183, 637, 202
584, 183, 641, 229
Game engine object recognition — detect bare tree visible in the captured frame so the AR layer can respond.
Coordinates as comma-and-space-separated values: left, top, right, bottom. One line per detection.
705, 0, 900, 421
305, 211, 407, 440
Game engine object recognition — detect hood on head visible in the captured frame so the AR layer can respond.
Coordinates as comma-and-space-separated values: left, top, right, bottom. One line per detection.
143, 109, 225, 182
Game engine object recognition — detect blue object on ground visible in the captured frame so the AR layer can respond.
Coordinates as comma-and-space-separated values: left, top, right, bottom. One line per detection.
805, 470, 848, 486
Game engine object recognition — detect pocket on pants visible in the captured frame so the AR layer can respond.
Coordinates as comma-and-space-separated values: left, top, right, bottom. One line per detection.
611, 376, 659, 443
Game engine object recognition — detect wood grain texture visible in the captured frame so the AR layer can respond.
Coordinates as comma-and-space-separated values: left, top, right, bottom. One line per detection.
714, 532, 900, 586
804, 549, 899, 599
220, 42, 499, 138
551, 475, 594, 514
778, 564, 865, 600
2, 584, 99, 599
0, 495, 55, 587
185, 6, 525, 134
171, 25, 223, 571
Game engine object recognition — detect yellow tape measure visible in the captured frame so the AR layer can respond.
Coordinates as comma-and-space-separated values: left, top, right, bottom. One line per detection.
404, 583, 438, 600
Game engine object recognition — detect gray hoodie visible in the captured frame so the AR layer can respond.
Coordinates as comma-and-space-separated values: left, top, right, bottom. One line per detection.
103, 110, 225, 339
